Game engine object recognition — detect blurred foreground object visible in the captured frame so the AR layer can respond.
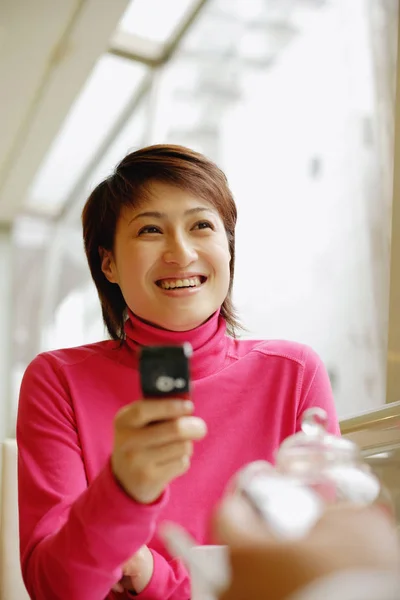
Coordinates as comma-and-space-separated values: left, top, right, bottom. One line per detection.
214, 495, 400, 600
228, 408, 393, 541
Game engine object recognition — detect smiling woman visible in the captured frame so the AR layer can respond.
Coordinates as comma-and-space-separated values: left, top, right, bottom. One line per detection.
98, 181, 231, 332
82, 145, 238, 337
16, 144, 340, 600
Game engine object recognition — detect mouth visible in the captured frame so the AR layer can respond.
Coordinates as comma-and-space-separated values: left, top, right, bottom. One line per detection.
155, 275, 207, 290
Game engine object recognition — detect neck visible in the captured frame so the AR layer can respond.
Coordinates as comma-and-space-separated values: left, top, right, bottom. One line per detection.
124, 309, 228, 379
132, 314, 213, 334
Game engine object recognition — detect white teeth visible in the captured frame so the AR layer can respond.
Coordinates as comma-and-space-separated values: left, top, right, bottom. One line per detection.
159, 276, 202, 290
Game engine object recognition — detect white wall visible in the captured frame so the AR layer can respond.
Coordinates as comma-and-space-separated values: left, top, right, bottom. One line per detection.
222, 1, 393, 417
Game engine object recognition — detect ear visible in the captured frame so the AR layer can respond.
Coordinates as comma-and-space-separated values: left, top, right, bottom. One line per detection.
99, 247, 118, 284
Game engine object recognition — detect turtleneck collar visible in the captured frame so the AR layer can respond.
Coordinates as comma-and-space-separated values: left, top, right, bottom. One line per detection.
124, 309, 228, 380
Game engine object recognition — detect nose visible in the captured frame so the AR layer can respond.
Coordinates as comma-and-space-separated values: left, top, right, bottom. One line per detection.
163, 234, 198, 266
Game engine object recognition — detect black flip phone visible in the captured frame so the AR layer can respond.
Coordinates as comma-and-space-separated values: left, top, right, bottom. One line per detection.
139, 343, 192, 399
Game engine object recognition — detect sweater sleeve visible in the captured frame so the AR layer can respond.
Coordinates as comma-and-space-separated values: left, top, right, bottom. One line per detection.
296, 347, 341, 435
17, 354, 169, 600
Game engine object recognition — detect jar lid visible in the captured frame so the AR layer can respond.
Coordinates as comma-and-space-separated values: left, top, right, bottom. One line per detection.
276, 407, 357, 468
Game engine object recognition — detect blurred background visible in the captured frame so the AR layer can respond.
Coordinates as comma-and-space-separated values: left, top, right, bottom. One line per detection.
1, 0, 400, 443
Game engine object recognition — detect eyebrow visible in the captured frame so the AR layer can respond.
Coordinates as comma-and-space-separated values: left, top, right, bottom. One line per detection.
129, 206, 212, 224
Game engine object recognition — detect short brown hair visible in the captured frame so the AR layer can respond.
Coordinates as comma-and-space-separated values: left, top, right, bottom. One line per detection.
82, 144, 240, 340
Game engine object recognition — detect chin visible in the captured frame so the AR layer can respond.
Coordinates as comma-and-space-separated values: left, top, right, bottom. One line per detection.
160, 319, 204, 332
156, 311, 214, 332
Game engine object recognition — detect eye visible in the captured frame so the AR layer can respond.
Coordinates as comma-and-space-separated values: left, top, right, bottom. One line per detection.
192, 221, 214, 231
138, 225, 162, 235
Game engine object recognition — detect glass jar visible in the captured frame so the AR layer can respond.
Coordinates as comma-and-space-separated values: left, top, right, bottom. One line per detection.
276, 407, 382, 506
229, 407, 393, 540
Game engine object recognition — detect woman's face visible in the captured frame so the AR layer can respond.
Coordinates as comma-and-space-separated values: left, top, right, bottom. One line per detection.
101, 181, 231, 331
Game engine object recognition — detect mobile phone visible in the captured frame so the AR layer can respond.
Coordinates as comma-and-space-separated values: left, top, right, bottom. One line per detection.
139, 343, 192, 399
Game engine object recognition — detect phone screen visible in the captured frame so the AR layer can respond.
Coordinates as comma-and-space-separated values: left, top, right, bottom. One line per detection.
139, 343, 192, 399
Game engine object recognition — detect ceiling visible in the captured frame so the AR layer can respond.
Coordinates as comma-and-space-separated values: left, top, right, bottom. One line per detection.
0, 0, 325, 225
0, 0, 133, 223
0, 0, 212, 224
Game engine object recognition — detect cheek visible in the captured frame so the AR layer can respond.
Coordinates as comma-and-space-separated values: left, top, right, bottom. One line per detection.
212, 242, 231, 278
114, 246, 148, 287
219, 238, 231, 264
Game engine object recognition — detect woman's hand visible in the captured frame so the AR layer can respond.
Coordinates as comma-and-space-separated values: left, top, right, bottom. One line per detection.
111, 399, 207, 504
112, 546, 154, 594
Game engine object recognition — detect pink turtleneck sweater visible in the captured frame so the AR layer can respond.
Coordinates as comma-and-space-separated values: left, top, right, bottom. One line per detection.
17, 311, 339, 600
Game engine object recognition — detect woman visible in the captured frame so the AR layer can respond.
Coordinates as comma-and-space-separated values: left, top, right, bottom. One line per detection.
17, 144, 339, 599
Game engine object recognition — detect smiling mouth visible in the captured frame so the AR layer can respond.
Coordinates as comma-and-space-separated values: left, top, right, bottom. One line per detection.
156, 276, 207, 290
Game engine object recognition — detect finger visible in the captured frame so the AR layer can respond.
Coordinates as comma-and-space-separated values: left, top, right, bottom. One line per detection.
153, 440, 193, 465
121, 546, 146, 576
155, 455, 191, 483
115, 399, 194, 428
120, 416, 207, 451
